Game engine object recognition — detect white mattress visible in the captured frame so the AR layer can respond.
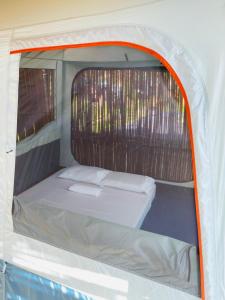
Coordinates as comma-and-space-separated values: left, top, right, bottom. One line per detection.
17, 171, 156, 229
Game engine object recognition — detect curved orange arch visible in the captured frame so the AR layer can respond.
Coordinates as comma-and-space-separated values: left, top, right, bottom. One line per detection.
10, 40, 205, 299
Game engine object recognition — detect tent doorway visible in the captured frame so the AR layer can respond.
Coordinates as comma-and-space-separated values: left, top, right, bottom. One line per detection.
11, 42, 204, 299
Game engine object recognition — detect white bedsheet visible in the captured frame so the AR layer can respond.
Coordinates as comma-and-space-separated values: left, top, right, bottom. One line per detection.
17, 171, 156, 229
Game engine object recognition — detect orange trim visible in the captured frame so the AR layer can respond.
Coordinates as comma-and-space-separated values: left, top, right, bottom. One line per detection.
10, 41, 205, 299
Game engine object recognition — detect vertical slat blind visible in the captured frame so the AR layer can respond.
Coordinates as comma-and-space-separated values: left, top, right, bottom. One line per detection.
17, 68, 55, 142
71, 67, 193, 182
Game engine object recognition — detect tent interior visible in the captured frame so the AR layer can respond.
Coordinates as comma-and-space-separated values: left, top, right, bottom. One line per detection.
12, 45, 200, 297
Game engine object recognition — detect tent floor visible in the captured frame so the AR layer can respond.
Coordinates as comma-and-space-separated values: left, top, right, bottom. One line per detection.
141, 183, 198, 246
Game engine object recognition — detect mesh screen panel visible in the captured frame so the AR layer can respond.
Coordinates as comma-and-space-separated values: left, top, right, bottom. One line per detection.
17, 68, 55, 142
71, 67, 193, 182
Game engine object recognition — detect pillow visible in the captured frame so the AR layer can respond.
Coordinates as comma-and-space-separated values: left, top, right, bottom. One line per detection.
68, 182, 102, 197
102, 171, 155, 194
58, 165, 110, 185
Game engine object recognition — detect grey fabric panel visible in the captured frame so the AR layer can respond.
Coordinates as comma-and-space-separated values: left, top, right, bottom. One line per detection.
13, 196, 200, 297
0, 271, 4, 300
0, 260, 4, 272
14, 140, 60, 195
0, 260, 5, 300
141, 183, 198, 246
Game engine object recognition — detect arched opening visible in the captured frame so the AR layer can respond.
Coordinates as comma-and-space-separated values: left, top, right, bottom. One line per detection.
11, 41, 204, 299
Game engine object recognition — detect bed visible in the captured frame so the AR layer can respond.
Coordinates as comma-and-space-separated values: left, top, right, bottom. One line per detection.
14, 170, 156, 229
12, 169, 200, 297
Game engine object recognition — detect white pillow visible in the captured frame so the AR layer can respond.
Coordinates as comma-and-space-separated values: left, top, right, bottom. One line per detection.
58, 165, 110, 185
102, 171, 155, 194
68, 182, 102, 197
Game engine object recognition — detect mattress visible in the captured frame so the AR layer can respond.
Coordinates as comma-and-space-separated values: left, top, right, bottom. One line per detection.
16, 170, 156, 229
13, 171, 200, 296
13, 190, 200, 297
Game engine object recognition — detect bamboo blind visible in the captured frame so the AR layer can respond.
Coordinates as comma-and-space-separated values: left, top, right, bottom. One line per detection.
71, 67, 193, 182
17, 68, 55, 142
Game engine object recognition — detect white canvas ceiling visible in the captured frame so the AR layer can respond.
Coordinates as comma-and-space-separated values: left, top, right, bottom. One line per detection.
22, 46, 159, 63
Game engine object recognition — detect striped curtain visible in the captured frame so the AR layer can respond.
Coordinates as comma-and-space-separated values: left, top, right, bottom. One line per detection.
71, 67, 193, 182
17, 68, 55, 142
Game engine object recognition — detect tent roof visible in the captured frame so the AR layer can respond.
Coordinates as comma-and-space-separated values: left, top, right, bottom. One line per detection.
0, 0, 160, 30
22, 47, 159, 63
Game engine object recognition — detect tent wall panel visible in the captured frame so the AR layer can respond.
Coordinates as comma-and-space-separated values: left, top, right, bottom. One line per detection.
0, 30, 12, 263
16, 59, 63, 157
4, 26, 210, 300
0, 1, 224, 297
60, 63, 82, 167
14, 140, 60, 195
0, 0, 159, 30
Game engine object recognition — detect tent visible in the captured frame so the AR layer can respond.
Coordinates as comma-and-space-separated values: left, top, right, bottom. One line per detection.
0, 1, 225, 299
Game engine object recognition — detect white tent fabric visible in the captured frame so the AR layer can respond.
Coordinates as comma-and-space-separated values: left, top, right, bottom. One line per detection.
0, 1, 225, 299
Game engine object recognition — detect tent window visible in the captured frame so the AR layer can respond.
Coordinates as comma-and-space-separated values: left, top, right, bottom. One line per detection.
71, 68, 193, 182
17, 68, 55, 142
